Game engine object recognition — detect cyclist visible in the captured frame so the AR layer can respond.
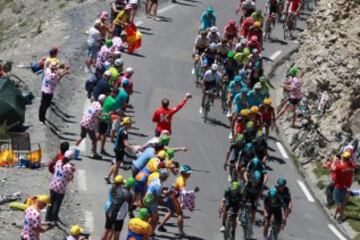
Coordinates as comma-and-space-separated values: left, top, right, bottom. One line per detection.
284, 0, 302, 30
193, 31, 209, 56
231, 88, 249, 123
126, 208, 152, 240
223, 19, 239, 45
253, 130, 268, 162
233, 109, 250, 136
244, 157, 268, 185
223, 51, 238, 82
247, 21, 263, 49
243, 121, 257, 143
249, 106, 262, 129
276, 177, 292, 224
238, 142, 256, 175
200, 63, 221, 113
247, 82, 266, 107
247, 36, 261, 52
217, 38, 230, 63
200, 7, 216, 31
200, 42, 218, 71
266, 0, 279, 16
219, 181, 244, 233
241, 0, 256, 19
207, 26, 221, 44
251, 10, 265, 27
244, 170, 264, 224
263, 187, 285, 239
224, 134, 246, 172
260, 98, 276, 138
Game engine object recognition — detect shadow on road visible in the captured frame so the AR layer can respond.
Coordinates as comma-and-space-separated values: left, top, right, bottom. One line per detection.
173, 1, 198, 7
268, 155, 287, 164
206, 118, 231, 129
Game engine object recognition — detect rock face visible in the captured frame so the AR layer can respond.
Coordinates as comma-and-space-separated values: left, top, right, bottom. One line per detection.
294, 0, 360, 157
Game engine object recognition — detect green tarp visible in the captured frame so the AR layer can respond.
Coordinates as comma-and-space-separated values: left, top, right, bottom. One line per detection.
0, 77, 25, 126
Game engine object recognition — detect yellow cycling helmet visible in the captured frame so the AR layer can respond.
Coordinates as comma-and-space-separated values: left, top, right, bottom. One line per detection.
263, 98, 272, 105
250, 106, 259, 114
254, 21, 261, 27
157, 150, 167, 160
240, 109, 250, 117
342, 151, 351, 159
114, 175, 124, 184
36, 195, 50, 204
70, 225, 84, 236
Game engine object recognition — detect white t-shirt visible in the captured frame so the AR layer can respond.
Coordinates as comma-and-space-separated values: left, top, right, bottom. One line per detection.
87, 27, 101, 48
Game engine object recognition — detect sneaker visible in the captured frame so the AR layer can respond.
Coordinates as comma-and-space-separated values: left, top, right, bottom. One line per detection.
199, 107, 203, 114
158, 225, 167, 232
100, 150, 109, 156
93, 153, 102, 160
220, 226, 225, 232
104, 177, 111, 184
176, 232, 186, 238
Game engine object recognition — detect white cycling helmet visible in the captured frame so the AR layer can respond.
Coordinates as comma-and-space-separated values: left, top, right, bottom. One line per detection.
211, 63, 219, 71
210, 26, 218, 33
126, 67, 134, 74
115, 58, 124, 66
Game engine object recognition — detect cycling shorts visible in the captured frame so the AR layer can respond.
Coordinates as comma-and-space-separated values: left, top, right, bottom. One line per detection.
225, 203, 241, 213
245, 191, 259, 210
266, 209, 283, 224
269, 3, 278, 14
204, 81, 217, 91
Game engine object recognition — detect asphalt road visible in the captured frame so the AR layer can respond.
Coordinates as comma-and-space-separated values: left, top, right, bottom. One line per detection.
68, 0, 347, 239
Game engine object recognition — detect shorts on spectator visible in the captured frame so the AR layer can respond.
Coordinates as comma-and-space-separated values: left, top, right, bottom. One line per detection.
80, 126, 96, 141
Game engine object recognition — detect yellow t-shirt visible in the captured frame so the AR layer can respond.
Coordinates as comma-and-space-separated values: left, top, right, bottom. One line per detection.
44, 57, 60, 69
174, 175, 186, 191
128, 218, 152, 237
113, 10, 128, 26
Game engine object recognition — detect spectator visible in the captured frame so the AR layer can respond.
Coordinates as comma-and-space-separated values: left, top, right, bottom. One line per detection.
48, 141, 70, 174
38, 63, 70, 124
85, 20, 102, 72
75, 94, 106, 160
323, 154, 340, 208
331, 151, 356, 223
21, 195, 52, 240
152, 93, 192, 136
66, 225, 88, 240
93, 71, 112, 101
44, 47, 60, 69
101, 175, 135, 240
46, 150, 76, 224
0, 60, 6, 77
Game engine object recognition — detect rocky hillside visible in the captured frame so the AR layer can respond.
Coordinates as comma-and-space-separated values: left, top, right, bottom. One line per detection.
294, 0, 360, 159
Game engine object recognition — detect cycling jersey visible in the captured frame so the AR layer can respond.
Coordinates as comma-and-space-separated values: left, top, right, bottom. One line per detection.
259, 105, 274, 125
223, 60, 238, 81
252, 135, 268, 154
228, 143, 244, 162
264, 195, 284, 224
224, 187, 244, 207
246, 160, 267, 176
244, 181, 263, 210
207, 32, 221, 44
243, 128, 257, 143
289, 0, 301, 13
203, 70, 221, 83
233, 94, 249, 114
277, 186, 292, 206
267, 0, 278, 14
240, 150, 255, 166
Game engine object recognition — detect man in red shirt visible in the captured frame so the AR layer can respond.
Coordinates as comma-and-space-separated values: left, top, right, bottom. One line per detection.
152, 93, 192, 136
331, 151, 355, 223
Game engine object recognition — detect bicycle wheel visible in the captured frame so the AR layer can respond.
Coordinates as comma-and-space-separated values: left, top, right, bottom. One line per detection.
203, 99, 210, 123
224, 220, 232, 240
269, 223, 278, 240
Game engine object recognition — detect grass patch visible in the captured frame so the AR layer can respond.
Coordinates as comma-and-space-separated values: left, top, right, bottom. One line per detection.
316, 180, 326, 190
58, 2, 66, 9
344, 197, 360, 235
313, 161, 330, 178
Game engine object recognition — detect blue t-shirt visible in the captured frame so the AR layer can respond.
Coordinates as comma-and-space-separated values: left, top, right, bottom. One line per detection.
133, 147, 155, 170
115, 87, 128, 110
114, 127, 128, 150
93, 78, 111, 100
247, 90, 265, 107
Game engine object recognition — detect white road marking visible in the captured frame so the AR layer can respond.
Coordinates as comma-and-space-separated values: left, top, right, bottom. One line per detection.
297, 180, 315, 202
328, 224, 347, 240
135, 20, 143, 26
85, 210, 94, 232
276, 142, 289, 159
158, 5, 174, 14
77, 169, 88, 191
270, 50, 282, 60
78, 99, 91, 152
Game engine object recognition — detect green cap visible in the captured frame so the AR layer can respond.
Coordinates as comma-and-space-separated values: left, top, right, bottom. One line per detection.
125, 177, 136, 188
289, 66, 298, 77
159, 135, 170, 146
105, 39, 113, 47
138, 208, 150, 220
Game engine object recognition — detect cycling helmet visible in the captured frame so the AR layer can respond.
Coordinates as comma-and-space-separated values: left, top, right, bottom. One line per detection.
207, 6, 214, 14
244, 143, 253, 152
250, 35, 258, 42
122, 79, 129, 87
138, 208, 150, 220
253, 170, 262, 182
159, 168, 169, 178
241, 38, 248, 45
209, 42, 217, 50
114, 58, 124, 66
342, 151, 351, 159
114, 175, 124, 184
227, 51, 235, 59
234, 75, 242, 83
251, 157, 260, 167
240, 109, 250, 117
211, 63, 219, 71
243, 47, 250, 56
250, 106, 259, 114
235, 134, 245, 143
210, 26, 218, 32
263, 98, 272, 105
246, 121, 254, 129
268, 187, 277, 198
125, 67, 134, 74
234, 52, 243, 62
253, 21, 261, 27
157, 150, 167, 160
289, 66, 298, 77
143, 193, 154, 206
125, 176, 136, 188
241, 87, 249, 94
180, 165, 192, 174
229, 19, 236, 25
166, 149, 175, 160
256, 130, 263, 137
277, 177, 287, 187
232, 181, 239, 190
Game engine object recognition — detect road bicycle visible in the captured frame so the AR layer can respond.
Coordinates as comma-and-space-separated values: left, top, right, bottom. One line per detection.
268, 219, 279, 240
264, 13, 277, 41
240, 203, 253, 240
224, 211, 238, 240
203, 89, 216, 123
283, 12, 297, 40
